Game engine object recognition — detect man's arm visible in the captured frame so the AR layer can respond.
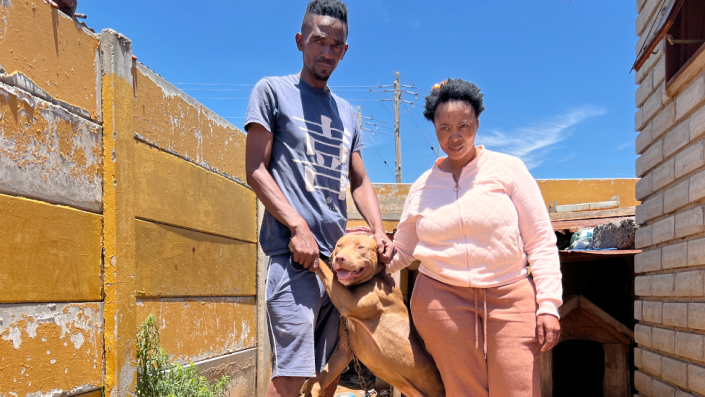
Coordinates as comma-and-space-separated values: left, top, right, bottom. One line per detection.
246, 123, 319, 270
348, 151, 395, 263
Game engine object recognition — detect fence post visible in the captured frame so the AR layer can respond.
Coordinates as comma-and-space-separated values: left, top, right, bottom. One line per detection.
255, 200, 272, 396
100, 28, 137, 396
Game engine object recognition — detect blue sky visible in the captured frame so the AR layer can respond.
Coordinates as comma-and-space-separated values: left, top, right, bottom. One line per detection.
82, 0, 638, 183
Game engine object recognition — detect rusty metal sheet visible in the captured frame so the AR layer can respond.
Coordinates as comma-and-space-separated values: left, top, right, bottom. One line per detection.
0, 82, 102, 212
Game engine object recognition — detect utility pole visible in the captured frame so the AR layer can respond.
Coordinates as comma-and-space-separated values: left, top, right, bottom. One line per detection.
394, 72, 402, 183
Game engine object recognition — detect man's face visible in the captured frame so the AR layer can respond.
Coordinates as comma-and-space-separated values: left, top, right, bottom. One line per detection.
296, 14, 348, 82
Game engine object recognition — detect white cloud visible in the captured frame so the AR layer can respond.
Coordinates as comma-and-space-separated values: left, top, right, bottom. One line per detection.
476, 105, 606, 169
615, 141, 633, 151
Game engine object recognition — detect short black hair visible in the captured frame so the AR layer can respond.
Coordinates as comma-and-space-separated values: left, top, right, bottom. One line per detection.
423, 78, 484, 123
302, 0, 349, 29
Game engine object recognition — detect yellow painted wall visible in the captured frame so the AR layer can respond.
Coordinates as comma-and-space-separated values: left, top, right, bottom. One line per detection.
347, 179, 640, 231
0, 1, 260, 394
536, 178, 640, 210
0, 81, 103, 211
0, 193, 102, 302
0, 1, 100, 119
136, 297, 256, 363
133, 65, 247, 182
0, 303, 104, 395
136, 220, 257, 297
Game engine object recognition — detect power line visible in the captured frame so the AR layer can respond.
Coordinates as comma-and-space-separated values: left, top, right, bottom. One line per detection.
363, 121, 437, 142
405, 100, 630, 142
174, 82, 388, 89
366, 128, 633, 175
360, 129, 395, 176
175, 83, 255, 86
193, 97, 250, 100
372, 98, 633, 173
181, 88, 253, 92
400, 100, 437, 154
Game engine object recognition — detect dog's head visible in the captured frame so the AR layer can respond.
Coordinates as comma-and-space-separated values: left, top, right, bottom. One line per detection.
330, 234, 381, 286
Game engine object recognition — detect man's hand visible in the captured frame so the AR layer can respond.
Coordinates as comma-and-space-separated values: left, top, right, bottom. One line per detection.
290, 223, 320, 272
373, 231, 395, 264
537, 314, 561, 352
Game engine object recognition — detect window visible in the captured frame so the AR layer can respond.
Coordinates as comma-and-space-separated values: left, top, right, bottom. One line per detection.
665, 0, 705, 84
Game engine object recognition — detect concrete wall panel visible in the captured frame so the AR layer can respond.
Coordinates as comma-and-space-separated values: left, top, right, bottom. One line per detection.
134, 142, 257, 243
136, 297, 256, 364
135, 219, 257, 298
197, 348, 257, 397
347, 179, 639, 230
0, 193, 102, 303
133, 65, 201, 164
0, 302, 103, 396
347, 183, 410, 222
0, 1, 101, 120
536, 178, 640, 209
0, 82, 102, 212
133, 65, 247, 184
199, 106, 247, 184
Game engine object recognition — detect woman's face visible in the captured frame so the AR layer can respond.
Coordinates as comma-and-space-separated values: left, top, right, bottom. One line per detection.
434, 100, 479, 164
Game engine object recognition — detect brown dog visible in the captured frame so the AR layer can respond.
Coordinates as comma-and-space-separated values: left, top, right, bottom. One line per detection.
305, 234, 444, 397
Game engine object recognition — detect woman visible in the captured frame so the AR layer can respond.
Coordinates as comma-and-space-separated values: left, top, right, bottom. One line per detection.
388, 78, 562, 397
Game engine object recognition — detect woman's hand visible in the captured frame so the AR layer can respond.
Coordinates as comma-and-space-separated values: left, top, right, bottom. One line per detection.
374, 231, 396, 264
537, 314, 560, 352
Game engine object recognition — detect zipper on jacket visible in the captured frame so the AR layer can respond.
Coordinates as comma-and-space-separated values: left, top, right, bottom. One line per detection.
454, 181, 471, 269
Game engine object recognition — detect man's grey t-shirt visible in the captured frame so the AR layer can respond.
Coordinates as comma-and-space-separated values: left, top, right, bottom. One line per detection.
245, 75, 364, 257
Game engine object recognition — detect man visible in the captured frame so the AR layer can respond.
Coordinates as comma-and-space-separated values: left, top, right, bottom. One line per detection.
244, 1, 395, 396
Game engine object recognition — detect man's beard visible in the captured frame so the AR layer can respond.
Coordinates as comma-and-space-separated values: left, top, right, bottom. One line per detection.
312, 58, 334, 81
312, 68, 331, 82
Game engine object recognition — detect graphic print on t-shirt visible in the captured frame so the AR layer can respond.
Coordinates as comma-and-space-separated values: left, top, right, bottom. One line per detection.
292, 115, 352, 201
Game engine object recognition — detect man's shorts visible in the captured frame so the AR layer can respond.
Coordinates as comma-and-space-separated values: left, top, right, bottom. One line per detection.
266, 253, 340, 378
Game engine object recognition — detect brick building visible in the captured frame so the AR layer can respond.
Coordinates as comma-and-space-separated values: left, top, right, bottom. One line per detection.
633, 0, 705, 395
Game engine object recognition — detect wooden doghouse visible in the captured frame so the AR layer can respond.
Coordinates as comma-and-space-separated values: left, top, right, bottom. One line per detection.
541, 295, 635, 397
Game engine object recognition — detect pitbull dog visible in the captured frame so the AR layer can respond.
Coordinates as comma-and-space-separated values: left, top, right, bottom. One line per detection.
306, 234, 444, 397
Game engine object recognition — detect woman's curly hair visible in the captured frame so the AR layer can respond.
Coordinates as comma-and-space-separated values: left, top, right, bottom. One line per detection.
423, 78, 485, 123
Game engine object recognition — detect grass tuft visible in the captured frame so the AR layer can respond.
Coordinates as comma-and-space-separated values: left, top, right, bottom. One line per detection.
136, 314, 231, 397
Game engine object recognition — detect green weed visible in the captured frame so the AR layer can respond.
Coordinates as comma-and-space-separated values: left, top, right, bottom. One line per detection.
136, 314, 231, 397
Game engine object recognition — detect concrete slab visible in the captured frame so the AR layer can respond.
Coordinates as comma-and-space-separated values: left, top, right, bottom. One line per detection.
0, 81, 102, 212
0, 302, 104, 396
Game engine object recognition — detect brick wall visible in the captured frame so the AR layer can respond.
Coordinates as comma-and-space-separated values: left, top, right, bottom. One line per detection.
634, 1, 705, 396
